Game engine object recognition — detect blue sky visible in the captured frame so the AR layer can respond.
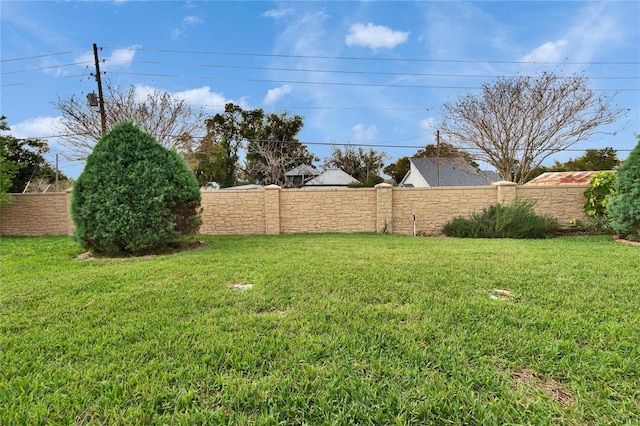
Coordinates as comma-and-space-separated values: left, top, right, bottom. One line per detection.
2, 1, 639, 179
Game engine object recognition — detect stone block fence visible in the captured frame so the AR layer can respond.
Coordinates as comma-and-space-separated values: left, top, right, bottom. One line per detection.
0, 182, 589, 237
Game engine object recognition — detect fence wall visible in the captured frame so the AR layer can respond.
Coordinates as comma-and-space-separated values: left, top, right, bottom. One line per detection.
0, 182, 589, 237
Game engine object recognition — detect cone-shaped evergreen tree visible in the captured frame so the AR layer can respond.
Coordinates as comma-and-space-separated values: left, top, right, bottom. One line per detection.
607, 136, 640, 239
72, 122, 201, 254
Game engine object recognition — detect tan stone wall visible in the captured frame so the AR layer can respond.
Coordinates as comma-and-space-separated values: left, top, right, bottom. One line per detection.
392, 186, 498, 235
0, 192, 73, 236
516, 185, 589, 224
199, 190, 265, 235
0, 184, 591, 237
279, 188, 377, 234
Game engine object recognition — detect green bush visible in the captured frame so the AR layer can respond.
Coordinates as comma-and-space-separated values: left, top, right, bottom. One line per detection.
442, 199, 558, 239
583, 171, 617, 233
607, 136, 640, 240
71, 122, 202, 255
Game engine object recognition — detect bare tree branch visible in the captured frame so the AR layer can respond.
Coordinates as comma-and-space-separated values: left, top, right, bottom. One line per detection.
53, 81, 206, 160
440, 72, 624, 184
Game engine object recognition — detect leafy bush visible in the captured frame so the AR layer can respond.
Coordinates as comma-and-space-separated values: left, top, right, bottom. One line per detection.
607, 136, 640, 240
583, 171, 617, 233
71, 122, 202, 255
442, 199, 558, 239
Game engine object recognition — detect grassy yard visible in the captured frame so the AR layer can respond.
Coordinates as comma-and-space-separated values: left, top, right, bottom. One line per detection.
1, 234, 638, 425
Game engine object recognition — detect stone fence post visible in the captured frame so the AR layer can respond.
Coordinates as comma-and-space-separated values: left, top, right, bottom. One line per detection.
264, 185, 281, 235
492, 181, 518, 204
375, 183, 393, 233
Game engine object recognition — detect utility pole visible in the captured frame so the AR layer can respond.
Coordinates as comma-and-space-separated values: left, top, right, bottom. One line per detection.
436, 129, 441, 187
55, 153, 59, 192
92, 43, 107, 135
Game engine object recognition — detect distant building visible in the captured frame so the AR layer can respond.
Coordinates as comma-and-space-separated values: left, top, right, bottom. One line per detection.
304, 169, 360, 188
285, 164, 320, 187
399, 157, 500, 187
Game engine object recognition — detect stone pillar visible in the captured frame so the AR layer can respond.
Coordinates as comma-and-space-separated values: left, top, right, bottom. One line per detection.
492, 181, 517, 204
264, 185, 281, 235
375, 183, 393, 234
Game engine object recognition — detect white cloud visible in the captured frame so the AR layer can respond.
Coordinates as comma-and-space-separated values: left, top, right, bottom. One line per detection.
521, 40, 569, 63
351, 124, 378, 142
6, 116, 64, 140
263, 8, 294, 19
74, 45, 140, 71
263, 85, 292, 105
133, 85, 234, 112
172, 15, 203, 38
4, 116, 69, 155
345, 22, 409, 50
108, 45, 140, 68
420, 117, 437, 135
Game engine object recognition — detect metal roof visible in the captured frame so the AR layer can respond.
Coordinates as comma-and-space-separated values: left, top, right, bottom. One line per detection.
525, 171, 614, 186
305, 169, 360, 186
403, 157, 500, 187
286, 164, 319, 177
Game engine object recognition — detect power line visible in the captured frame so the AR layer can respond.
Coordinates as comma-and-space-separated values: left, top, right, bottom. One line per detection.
1, 61, 93, 76
107, 71, 640, 92
108, 47, 640, 66
101, 58, 640, 82
0, 51, 86, 63
0, 74, 89, 87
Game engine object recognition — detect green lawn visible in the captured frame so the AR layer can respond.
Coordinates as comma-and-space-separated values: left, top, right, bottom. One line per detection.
1, 234, 638, 425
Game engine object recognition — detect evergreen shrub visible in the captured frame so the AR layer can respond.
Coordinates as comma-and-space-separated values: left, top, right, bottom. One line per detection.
607, 137, 640, 240
442, 199, 558, 239
71, 122, 202, 255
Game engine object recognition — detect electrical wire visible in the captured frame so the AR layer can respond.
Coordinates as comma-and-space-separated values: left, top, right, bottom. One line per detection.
106, 70, 639, 92
100, 59, 640, 82
106, 47, 640, 66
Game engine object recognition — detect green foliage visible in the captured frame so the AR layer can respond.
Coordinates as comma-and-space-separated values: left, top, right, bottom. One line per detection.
0, 119, 21, 205
383, 156, 410, 183
442, 199, 559, 238
193, 103, 316, 187
552, 147, 620, 172
607, 136, 640, 239
583, 171, 617, 232
0, 116, 67, 199
245, 110, 317, 186
324, 145, 387, 183
71, 122, 202, 255
348, 174, 384, 188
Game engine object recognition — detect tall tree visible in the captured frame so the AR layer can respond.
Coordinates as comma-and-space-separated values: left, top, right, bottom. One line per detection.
0, 117, 21, 204
0, 116, 67, 196
549, 147, 620, 171
53, 81, 206, 160
439, 72, 623, 184
186, 103, 263, 188
245, 111, 317, 187
324, 145, 387, 183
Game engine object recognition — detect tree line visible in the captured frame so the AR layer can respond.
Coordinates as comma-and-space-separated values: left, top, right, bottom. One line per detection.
1, 70, 629, 201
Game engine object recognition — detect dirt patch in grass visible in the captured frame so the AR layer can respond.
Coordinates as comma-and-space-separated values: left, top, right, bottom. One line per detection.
510, 368, 575, 405
614, 235, 640, 246
76, 240, 207, 260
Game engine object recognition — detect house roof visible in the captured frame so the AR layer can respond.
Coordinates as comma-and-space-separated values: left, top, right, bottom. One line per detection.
525, 170, 614, 186
305, 169, 360, 186
221, 184, 264, 190
402, 157, 499, 186
286, 164, 319, 177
